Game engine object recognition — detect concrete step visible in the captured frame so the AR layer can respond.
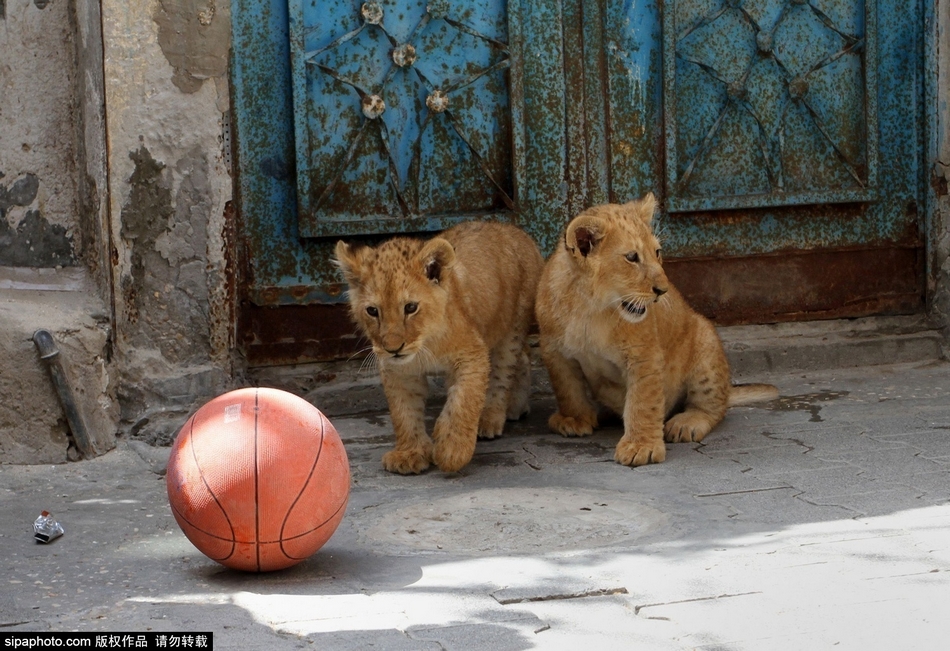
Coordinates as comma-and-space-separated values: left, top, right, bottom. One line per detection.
0, 268, 119, 464
722, 314, 945, 377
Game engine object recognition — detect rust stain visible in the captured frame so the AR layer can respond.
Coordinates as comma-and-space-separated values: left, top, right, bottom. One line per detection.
239, 302, 361, 366
666, 246, 924, 325
221, 199, 237, 351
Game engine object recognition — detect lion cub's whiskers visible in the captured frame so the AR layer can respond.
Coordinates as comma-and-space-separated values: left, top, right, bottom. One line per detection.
615, 292, 650, 310
346, 342, 372, 363
353, 347, 379, 377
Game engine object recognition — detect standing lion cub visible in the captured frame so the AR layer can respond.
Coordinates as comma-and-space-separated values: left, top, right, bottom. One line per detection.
335, 221, 543, 474
535, 194, 777, 466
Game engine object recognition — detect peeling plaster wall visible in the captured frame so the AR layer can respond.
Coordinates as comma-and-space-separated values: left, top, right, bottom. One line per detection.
0, 0, 82, 266
0, 0, 116, 464
102, 0, 234, 442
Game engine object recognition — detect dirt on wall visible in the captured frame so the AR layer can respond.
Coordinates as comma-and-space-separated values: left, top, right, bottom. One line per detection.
0, 0, 83, 267
153, 0, 230, 94
0, 173, 76, 266
119, 146, 213, 366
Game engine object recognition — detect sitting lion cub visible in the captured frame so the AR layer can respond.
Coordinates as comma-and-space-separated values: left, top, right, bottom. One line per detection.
535, 194, 777, 466
335, 221, 543, 474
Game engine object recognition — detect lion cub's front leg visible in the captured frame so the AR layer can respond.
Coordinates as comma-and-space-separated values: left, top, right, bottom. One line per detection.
614, 358, 667, 467
380, 371, 432, 474
542, 341, 599, 436
431, 345, 490, 472
479, 332, 529, 439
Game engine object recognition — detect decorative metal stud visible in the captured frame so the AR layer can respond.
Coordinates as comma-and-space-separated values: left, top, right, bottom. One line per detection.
361, 2, 383, 25
361, 94, 386, 119
787, 77, 809, 100
392, 44, 417, 67
426, 90, 449, 113
427, 0, 450, 19
756, 30, 773, 54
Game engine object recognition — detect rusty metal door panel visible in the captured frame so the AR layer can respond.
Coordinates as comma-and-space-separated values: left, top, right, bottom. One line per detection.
289, 0, 518, 237
604, 0, 922, 260
665, 0, 878, 212
233, 0, 568, 309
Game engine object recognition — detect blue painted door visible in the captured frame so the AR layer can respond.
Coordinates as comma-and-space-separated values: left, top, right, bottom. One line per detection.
232, 0, 925, 363
289, 0, 518, 238
577, 0, 923, 323
664, 0, 878, 212
233, 0, 565, 316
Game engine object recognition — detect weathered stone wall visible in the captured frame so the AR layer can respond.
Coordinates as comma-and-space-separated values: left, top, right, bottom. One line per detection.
101, 0, 235, 444
0, 0, 81, 266
0, 0, 117, 464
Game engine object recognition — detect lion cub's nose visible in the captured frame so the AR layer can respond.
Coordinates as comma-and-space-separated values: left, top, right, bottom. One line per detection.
385, 343, 406, 356
653, 286, 668, 298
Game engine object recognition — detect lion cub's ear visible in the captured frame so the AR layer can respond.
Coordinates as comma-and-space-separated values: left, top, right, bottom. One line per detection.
625, 192, 658, 225
565, 214, 606, 258
334, 240, 370, 287
418, 237, 456, 284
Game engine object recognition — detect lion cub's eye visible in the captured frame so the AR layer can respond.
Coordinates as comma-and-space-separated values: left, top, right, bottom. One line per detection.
625, 252, 640, 263
404, 302, 418, 315
656, 248, 662, 259
366, 306, 379, 318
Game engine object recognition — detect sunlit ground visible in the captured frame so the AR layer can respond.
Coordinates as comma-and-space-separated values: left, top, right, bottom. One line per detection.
130, 502, 950, 649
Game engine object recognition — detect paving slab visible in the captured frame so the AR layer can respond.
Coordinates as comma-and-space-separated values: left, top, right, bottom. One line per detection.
1, 360, 950, 649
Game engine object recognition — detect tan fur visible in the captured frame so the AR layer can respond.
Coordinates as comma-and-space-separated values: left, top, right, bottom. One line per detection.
335, 221, 543, 474
535, 194, 778, 466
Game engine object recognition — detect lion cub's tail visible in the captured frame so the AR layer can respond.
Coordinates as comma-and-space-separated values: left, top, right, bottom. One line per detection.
728, 383, 779, 407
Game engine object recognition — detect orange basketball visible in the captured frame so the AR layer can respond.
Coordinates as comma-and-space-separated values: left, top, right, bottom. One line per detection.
166, 388, 350, 572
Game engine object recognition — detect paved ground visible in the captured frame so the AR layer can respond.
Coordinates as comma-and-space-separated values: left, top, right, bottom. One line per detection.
2, 360, 950, 650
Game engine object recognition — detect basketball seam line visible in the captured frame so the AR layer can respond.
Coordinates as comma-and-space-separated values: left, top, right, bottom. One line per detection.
279, 410, 325, 558
187, 411, 236, 561
281, 496, 350, 559
168, 501, 237, 559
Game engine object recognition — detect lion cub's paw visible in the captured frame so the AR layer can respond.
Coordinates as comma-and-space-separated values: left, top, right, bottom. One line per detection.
505, 403, 530, 422
614, 435, 666, 466
432, 435, 477, 473
382, 447, 431, 475
432, 446, 474, 473
548, 412, 597, 437
663, 413, 714, 443
478, 410, 507, 440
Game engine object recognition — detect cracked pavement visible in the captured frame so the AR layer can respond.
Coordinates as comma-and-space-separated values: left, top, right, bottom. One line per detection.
2, 360, 949, 649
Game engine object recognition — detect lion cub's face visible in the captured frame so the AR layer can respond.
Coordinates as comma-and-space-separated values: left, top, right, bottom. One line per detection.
563, 194, 669, 324
334, 236, 456, 365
